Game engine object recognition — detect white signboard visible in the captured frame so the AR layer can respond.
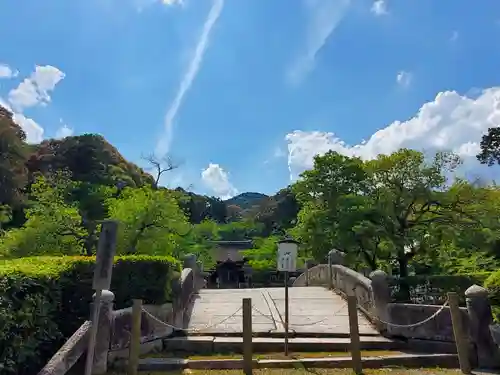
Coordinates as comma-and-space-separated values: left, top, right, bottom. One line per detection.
277, 242, 297, 272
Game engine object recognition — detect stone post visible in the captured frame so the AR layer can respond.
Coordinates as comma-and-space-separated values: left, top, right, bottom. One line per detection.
327, 251, 334, 290
465, 284, 500, 369
183, 253, 197, 270
92, 290, 115, 375
369, 270, 391, 334
305, 259, 314, 286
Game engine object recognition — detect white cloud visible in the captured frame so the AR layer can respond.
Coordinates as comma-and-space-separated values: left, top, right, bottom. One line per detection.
55, 124, 74, 139
12, 112, 44, 143
201, 163, 238, 200
8, 65, 65, 111
286, 0, 351, 86
371, 0, 388, 16
0, 64, 18, 79
156, 0, 224, 156
0, 98, 43, 143
0, 65, 65, 144
396, 70, 412, 88
285, 87, 500, 181
162, 0, 183, 5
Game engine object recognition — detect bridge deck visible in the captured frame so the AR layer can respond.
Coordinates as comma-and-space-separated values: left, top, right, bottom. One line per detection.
186, 286, 379, 336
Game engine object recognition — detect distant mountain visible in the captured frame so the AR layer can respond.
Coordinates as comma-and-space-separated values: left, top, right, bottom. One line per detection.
225, 192, 268, 209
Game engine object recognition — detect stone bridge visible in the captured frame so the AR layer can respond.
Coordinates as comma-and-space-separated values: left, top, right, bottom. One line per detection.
185, 286, 379, 337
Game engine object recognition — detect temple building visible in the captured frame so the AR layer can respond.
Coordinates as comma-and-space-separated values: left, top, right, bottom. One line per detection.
207, 240, 253, 288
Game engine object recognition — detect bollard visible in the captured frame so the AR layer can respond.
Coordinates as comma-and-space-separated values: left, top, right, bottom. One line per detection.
347, 294, 362, 375
128, 299, 142, 375
242, 298, 253, 375
448, 292, 472, 374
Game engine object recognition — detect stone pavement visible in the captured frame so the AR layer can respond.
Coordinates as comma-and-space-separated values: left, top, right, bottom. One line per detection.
185, 286, 379, 336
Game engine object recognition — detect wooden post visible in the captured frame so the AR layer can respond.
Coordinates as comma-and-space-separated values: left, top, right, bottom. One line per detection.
284, 270, 289, 356
347, 294, 362, 374
242, 298, 253, 375
128, 299, 142, 375
448, 292, 472, 374
85, 220, 118, 375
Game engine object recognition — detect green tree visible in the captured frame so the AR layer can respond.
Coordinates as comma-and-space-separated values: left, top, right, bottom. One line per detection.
107, 186, 190, 256
292, 149, 485, 278
0, 174, 86, 258
477, 126, 500, 166
0, 107, 28, 228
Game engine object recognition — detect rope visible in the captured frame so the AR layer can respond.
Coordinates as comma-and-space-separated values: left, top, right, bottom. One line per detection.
375, 300, 449, 328
287, 305, 344, 327
140, 306, 243, 333
251, 305, 275, 322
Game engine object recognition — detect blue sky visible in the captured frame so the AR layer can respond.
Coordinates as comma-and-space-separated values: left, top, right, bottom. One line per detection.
1, 0, 500, 198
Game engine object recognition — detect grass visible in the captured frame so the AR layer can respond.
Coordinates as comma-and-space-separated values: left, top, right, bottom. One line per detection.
141, 351, 402, 360
106, 369, 464, 375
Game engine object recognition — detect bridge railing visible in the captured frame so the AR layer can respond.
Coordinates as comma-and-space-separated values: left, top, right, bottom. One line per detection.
293, 263, 379, 323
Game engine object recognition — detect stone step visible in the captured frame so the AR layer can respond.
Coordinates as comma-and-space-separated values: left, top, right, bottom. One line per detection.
134, 353, 459, 371
163, 335, 407, 353
179, 330, 382, 338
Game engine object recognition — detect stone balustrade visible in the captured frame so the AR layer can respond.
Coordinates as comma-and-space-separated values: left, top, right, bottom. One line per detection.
293, 254, 500, 369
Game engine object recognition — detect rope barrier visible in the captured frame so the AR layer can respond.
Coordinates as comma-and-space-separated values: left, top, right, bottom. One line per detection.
251, 305, 275, 322
375, 300, 449, 328
140, 306, 243, 333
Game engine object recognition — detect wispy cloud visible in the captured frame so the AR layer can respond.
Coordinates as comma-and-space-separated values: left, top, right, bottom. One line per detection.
396, 70, 412, 88
156, 0, 224, 156
371, 0, 388, 16
286, 0, 351, 86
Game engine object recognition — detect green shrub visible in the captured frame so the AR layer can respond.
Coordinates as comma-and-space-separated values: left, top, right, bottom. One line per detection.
0, 255, 180, 375
484, 270, 500, 323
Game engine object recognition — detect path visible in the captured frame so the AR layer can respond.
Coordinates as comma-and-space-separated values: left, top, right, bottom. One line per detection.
186, 286, 379, 336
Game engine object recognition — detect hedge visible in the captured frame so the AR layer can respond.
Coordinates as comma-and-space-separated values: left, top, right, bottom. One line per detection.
0, 255, 180, 375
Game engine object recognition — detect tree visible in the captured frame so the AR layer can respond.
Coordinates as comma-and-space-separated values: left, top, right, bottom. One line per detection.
252, 187, 300, 236
0, 174, 86, 258
107, 186, 190, 256
27, 134, 154, 188
242, 235, 280, 269
477, 127, 500, 166
292, 151, 368, 262
292, 149, 485, 278
0, 106, 28, 227
143, 153, 180, 188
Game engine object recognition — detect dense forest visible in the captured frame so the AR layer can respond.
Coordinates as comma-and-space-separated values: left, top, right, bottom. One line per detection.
3, 102, 500, 279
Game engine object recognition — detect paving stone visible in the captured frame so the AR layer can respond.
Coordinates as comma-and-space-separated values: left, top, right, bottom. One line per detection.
187, 286, 379, 336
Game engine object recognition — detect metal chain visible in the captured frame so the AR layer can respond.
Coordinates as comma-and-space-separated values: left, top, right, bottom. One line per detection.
375, 300, 449, 328
140, 306, 243, 333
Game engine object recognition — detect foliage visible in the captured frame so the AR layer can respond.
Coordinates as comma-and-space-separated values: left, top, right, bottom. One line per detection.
477, 126, 500, 166
389, 273, 491, 305
485, 270, 500, 323
292, 149, 498, 279
242, 235, 280, 269
0, 174, 87, 258
0, 255, 179, 375
26, 134, 154, 188
250, 187, 300, 236
107, 186, 191, 256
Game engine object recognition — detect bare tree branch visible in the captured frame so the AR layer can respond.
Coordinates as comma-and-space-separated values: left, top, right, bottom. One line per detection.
142, 153, 181, 188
